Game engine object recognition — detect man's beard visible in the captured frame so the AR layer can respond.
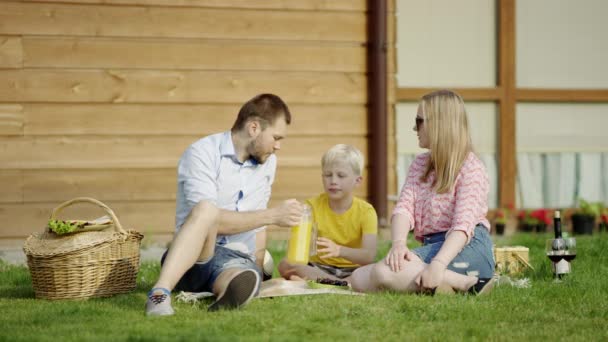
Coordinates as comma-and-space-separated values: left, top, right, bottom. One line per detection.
247, 138, 268, 164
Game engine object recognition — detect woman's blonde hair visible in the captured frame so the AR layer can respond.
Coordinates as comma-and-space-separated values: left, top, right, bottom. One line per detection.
321, 144, 364, 176
420, 89, 473, 193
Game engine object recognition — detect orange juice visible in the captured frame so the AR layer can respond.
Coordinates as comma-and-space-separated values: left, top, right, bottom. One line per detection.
287, 205, 313, 265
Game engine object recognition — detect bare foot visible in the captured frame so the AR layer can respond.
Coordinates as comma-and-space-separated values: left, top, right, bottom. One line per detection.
289, 275, 307, 281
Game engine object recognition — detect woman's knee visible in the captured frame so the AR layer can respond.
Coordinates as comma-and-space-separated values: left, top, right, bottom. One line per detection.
370, 263, 394, 288
350, 266, 370, 291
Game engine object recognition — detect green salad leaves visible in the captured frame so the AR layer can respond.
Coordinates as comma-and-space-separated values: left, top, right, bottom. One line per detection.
48, 220, 82, 235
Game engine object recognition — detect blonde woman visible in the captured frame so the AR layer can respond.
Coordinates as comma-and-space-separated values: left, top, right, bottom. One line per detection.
351, 90, 495, 295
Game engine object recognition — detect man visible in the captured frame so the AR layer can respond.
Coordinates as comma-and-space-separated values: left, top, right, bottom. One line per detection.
146, 94, 303, 316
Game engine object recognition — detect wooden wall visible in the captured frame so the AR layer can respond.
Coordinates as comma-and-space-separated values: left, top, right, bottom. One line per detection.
0, 0, 388, 243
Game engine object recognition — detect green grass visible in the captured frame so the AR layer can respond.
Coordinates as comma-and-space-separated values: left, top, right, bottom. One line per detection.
1, 233, 607, 341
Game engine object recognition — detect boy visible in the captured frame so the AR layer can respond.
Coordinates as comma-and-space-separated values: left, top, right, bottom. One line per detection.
278, 144, 378, 282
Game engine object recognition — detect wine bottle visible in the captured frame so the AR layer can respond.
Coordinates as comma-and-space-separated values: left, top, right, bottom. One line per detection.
551, 211, 565, 251
553, 210, 562, 239
550, 210, 570, 278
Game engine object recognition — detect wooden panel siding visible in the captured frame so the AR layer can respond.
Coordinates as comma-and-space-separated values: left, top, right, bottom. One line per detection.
22, 0, 367, 11
1, 195, 375, 238
0, 104, 23, 136
0, 136, 367, 170
0, 170, 23, 203
0, 201, 177, 238
0, 70, 366, 104
23, 104, 367, 136
0, 0, 373, 242
0, 36, 22, 68
0, 2, 365, 42
22, 37, 366, 72
0, 168, 368, 204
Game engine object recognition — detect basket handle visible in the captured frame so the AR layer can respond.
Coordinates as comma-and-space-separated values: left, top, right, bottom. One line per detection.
49, 197, 126, 234
511, 252, 534, 270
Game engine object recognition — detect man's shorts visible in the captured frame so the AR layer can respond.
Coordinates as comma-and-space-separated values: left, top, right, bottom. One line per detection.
161, 245, 262, 293
412, 224, 495, 278
308, 262, 358, 279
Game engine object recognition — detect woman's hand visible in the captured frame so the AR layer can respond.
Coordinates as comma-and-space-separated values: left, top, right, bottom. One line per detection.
316, 237, 341, 258
417, 259, 447, 291
385, 241, 410, 272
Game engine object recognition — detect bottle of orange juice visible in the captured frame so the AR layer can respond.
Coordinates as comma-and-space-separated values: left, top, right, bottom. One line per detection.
287, 204, 314, 265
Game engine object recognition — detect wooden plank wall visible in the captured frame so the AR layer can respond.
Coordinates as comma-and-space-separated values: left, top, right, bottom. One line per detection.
0, 0, 372, 243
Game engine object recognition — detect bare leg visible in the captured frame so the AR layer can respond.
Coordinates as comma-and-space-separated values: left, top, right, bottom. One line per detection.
351, 260, 477, 294
350, 264, 380, 292
153, 201, 218, 291
277, 259, 342, 281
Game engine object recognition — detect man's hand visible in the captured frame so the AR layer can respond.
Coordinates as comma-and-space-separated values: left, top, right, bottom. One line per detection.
316, 237, 341, 258
273, 199, 303, 227
385, 241, 410, 272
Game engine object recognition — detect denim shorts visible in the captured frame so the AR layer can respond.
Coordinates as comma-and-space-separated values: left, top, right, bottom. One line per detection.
412, 225, 495, 278
161, 245, 262, 293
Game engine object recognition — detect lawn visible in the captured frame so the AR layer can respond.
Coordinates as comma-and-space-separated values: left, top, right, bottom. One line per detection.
1, 233, 607, 341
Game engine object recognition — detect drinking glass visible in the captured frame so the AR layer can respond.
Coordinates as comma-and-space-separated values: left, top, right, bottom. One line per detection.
563, 237, 576, 262
546, 238, 565, 262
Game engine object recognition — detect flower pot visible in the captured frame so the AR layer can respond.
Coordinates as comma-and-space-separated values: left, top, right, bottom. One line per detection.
600, 222, 608, 233
571, 214, 595, 235
495, 223, 505, 235
535, 224, 547, 233
520, 223, 534, 232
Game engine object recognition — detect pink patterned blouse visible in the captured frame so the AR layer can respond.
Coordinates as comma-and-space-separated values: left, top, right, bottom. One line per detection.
393, 152, 490, 243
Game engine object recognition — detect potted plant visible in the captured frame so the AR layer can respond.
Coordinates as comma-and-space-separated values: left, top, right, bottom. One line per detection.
493, 204, 513, 235
518, 208, 551, 233
572, 199, 601, 235
600, 206, 608, 233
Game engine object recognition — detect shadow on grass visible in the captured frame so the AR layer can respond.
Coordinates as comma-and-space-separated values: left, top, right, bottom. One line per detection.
0, 261, 36, 298
1, 284, 35, 299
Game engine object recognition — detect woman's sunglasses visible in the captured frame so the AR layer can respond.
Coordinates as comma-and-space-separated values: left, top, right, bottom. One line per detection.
415, 117, 424, 131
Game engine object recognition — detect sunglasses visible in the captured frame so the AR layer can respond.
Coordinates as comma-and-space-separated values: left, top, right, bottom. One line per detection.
415, 116, 424, 131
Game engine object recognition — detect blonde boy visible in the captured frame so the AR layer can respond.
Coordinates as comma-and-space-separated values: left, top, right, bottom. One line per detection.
278, 144, 378, 282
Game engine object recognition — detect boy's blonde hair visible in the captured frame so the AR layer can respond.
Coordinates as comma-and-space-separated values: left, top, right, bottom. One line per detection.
321, 144, 364, 176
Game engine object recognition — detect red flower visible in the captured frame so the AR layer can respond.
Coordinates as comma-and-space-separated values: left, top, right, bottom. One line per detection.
530, 209, 551, 226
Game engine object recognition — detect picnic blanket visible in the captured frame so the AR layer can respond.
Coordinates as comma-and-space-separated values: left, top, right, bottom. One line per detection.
175, 278, 363, 305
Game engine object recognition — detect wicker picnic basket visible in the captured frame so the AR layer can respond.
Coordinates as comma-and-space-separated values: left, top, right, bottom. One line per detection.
494, 246, 533, 276
23, 197, 144, 300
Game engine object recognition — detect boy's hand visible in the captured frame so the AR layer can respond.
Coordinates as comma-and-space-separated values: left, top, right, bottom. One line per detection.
316, 237, 341, 258
273, 199, 303, 227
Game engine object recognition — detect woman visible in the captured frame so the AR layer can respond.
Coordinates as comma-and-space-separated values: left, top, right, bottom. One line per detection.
351, 89, 495, 295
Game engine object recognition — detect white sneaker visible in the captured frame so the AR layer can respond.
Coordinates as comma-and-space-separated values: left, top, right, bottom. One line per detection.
145, 288, 175, 316
208, 269, 260, 312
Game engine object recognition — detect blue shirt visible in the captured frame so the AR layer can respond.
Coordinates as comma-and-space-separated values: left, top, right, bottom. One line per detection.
175, 131, 276, 258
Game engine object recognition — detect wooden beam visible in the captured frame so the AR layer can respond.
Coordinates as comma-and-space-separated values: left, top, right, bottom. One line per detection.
396, 87, 502, 102
517, 89, 608, 102
498, 0, 517, 208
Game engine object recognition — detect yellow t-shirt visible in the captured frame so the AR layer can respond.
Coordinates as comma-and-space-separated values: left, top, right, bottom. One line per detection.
307, 193, 378, 268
